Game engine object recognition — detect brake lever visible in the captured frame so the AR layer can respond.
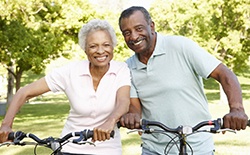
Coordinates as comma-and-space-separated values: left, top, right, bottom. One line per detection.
212, 119, 236, 133
76, 140, 96, 146
0, 142, 13, 147
0, 141, 28, 147
127, 129, 144, 134
217, 128, 236, 134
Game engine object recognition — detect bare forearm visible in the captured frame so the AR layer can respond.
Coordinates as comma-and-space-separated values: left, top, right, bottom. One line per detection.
129, 101, 142, 115
220, 71, 243, 111
210, 64, 244, 111
1, 78, 50, 128
211, 64, 248, 129
108, 98, 130, 123
1, 88, 28, 128
119, 98, 141, 129
107, 85, 130, 123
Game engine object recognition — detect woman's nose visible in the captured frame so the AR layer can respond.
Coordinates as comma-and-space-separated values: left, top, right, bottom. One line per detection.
97, 46, 105, 54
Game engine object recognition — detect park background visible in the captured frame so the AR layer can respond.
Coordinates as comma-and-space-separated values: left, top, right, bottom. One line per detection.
0, 0, 250, 154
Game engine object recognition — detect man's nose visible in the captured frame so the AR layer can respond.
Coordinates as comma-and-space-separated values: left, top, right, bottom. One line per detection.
130, 30, 139, 40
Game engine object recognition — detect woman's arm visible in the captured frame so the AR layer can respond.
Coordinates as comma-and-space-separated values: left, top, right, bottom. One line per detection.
93, 85, 130, 141
0, 77, 50, 142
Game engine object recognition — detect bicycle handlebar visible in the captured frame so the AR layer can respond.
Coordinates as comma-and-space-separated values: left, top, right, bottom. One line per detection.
140, 118, 221, 134
2, 129, 115, 154
127, 118, 250, 155
8, 129, 114, 144
140, 118, 250, 134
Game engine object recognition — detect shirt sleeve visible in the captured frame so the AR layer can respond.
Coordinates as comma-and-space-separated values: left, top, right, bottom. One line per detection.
45, 63, 71, 92
116, 62, 131, 89
181, 37, 221, 79
130, 81, 138, 98
125, 57, 138, 98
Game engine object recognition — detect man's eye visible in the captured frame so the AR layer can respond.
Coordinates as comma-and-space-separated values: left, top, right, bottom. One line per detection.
136, 26, 143, 31
123, 31, 130, 36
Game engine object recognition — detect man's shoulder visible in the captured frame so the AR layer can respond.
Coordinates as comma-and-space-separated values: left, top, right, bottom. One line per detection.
157, 34, 199, 51
125, 55, 137, 69
159, 33, 189, 42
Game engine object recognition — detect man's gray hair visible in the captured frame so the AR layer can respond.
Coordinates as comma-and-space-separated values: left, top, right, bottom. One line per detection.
78, 19, 117, 51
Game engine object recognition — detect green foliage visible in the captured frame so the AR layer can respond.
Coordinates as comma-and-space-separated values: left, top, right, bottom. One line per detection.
150, 0, 250, 74
1, 0, 249, 92
0, 0, 97, 90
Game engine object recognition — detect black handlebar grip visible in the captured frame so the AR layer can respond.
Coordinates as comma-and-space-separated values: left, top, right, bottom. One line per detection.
117, 122, 122, 128
8, 132, 15, 140
89, 130, 115, 138
140, 119, 147, 126
86, 130, 115, 138
110, 130, 115, 138
73, 129, 115, 143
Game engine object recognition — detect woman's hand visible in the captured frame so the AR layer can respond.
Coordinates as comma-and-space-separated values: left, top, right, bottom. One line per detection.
0, 125, 12, 143
92, 119, 116, 142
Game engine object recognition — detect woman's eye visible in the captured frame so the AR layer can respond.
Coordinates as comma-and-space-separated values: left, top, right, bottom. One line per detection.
89, 45, 97, 49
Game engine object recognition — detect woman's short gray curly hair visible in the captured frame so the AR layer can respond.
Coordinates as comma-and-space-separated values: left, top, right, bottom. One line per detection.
78, 19, 117, 51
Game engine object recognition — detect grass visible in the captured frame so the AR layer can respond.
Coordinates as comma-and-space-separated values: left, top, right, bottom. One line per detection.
0, 100, 249, 155
0, 69, 249, 155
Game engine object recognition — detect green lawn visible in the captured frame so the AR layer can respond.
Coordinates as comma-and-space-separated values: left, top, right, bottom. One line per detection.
0, 72, 249, 155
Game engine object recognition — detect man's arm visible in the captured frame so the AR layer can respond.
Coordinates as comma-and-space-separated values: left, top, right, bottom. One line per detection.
209, 63, 248, 130
120, 98, 141, 129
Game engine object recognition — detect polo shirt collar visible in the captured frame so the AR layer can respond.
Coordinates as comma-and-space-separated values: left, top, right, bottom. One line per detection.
132, 33, 166, 69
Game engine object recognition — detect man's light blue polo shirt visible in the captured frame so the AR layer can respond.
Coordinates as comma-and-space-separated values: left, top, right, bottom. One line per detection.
126, 33, 221, 154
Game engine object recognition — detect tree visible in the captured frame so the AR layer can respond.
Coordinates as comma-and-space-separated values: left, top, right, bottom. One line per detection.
150, 0, 250, 74
0, 0, 96, 102
150, 0, 250, 104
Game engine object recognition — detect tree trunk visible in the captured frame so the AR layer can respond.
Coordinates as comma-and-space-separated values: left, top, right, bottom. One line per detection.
7, 67, 14, 105
15, 70, 23, 92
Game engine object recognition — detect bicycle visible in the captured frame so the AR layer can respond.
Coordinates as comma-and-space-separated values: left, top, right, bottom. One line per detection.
127, 118, 250, 155
0, 129, 115, 155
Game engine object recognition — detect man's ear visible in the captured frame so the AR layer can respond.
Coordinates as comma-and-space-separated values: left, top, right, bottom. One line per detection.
150, 21, 155, 34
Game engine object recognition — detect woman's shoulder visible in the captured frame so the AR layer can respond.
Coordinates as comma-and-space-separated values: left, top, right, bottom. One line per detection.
110, 60, 129, 72
64, 60, 88, 67
50, 60, 88, 73
110, 60, 127, 66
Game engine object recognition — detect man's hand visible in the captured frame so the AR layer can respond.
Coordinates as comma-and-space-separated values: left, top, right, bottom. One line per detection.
223, 108, 248, 130
120, 113, 141, 129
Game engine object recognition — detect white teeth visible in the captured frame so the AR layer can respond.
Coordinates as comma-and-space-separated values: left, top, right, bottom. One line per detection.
96, 56, 107, 61
134, 40, 143, 45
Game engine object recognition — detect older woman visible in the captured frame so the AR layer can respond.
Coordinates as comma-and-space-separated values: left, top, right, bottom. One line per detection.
0, 19, 131, 155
